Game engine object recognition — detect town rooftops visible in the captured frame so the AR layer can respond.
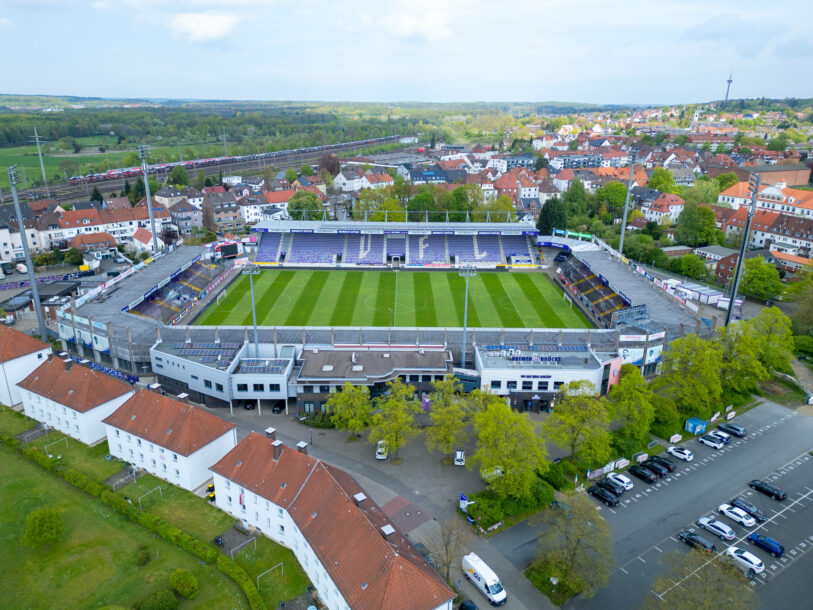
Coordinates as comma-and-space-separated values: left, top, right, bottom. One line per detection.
0, 325, 50, 363
18, 356, 132, 412
297, 348, 452, 382
103, 389, 235, 456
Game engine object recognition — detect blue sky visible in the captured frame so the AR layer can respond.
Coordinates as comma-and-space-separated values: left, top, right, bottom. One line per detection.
1, 0, 811, 104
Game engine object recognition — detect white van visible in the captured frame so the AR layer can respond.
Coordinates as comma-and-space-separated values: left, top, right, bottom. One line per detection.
462, 552, 507, 606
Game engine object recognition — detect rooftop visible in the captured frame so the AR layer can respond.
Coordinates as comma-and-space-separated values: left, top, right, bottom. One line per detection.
298, 348, 452, 382
0, 325, 50, 363
476, 343, 607, 370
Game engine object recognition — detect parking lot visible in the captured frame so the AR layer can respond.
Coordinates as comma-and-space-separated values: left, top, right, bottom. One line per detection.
564, 401, 813, 609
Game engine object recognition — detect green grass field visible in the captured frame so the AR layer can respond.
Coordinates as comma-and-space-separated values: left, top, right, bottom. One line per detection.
195, 269, 590, 328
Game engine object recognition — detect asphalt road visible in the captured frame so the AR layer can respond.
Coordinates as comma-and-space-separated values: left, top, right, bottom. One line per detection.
489, 400, 813, 610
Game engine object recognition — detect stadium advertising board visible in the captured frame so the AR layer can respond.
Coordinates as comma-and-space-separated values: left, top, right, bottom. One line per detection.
290, 229, 314, 233
384, 230, 408, 234
614, 458, 630, 469
620, 345, 662, 365
432, 230, 455, 235
337, 229, 361, 234
538, 241, 570, 249
478, 231, 501, 235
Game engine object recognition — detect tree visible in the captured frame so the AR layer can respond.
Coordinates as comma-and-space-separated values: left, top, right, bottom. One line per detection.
284, 167, 298, 183
169, 568, 200, 599
647, 167, 677, 194
287, 191, 320, 220
740, 257, 782, 300
596, 182, 627, 212
562, 179, 590, 217
90, 186, 103, 203
669, 253, 709, 280
675, 202, 716, 247
368, 378, 421, 460
424, 376, 469, 462
23, 507, 66, 549
123, 179, 131, 195
715, 323, 767, 395
140, 589, 178, 610
168, 165, 190, 187
716, 172, 739, 192
482, 194, 516, 221
543, 381, 611, 466
299, 164, 315, 176
423, 518, 471, 584
318, 153, 340, 176
471, 398, 548, 500
608, 365, 655, 451
195, 169, 205, 190
746, 306, 795, 373
656, 334, 722, 419
536, 196, 567, 235
63, 247, 84, 266
645, 549, 757, 609
327, 382, 372, 437
531, 491, 615, 599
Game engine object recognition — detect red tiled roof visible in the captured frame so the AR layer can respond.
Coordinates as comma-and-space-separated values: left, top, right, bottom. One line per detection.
0, 325, 50, 363
18, 357, 132, 412
772, 250, 810, 266
59, 209, 102, 228
103, 390, 235, 456
264, 190, 295, 205
132, 227, 153, 244
69, 231, 116, 250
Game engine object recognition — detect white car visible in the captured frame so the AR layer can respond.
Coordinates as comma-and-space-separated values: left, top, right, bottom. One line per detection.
376, 440, 389, 460
607, 472, 633, 491
667, 446, 694, 462
709, 429, 731, 445
725, 547, 765, 575
454, 449, 466, 466
697, 516, 736, 540
698, 434, 724, 450
718, 503, 756, 527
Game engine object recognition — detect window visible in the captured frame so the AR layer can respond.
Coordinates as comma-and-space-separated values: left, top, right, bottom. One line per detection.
409, 375, 420, 382
129, 449, 134, 457
227, 496, 232, 506
204, 380, 212, 389
173, 454, 178, 462
278, 507, 283, 517
304, 401, 314, 414
115, 429, 120, 437
175, 469, 180, 477
191, 375, 199, 380
253, 383, 264, 392
507, 381, 517, 390
237, 384, 248, 392
137, 439, 142, 447
162, 464, 167, 471
537, 381, 548, 391
303, 385, 313, 393
225, 480, 231, 489
554, 381, 564, 390
319, 385, 329, 393
215, 383, 223, 392
422, 375, 431, 382
490, 380, 502, 390
279, 525, 285, 535
522, 381, 533, 390
269, 384, 280, 392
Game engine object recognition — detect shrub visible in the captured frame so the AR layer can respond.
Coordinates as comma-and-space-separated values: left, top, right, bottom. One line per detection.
794, 335, 813, 356
300, 412, 334, 429
216, 555, 266, 610
23, 507, 66, 549
136, 544, 151, 567
61, 468, 105, 498
22, 447, 57, 472
541, 461, 575, 491
138, 589, 178, 610
525, 556, 582, 605
169, 568, 200, 599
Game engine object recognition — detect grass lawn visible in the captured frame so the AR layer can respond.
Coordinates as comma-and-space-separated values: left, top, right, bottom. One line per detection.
0, 448, 247, 609
28, 434, 123, 482
119, 474, 311, 605
195, 269, 591, 328
0, 406, 37, 436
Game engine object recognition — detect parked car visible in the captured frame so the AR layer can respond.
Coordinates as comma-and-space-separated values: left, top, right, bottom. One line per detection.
730, 496, 767, 523
459, 601, 479, 610
243, 402, 256, 410
709, 429, 731, 445
750, 479, 787, 500
697, 516, 736, 540
678, 530, 716, 553
642, 459, 669, 477
717, 422, 747, 438
597, 477, 625, 496
725, 546, 765, 575
628, 465, 657, 483
718, 503, 756, 527
748, 533, 785, 557
588, 485, 619, 507
607, 472, 633, 490
454, 449, 466, 467
376, 440, 389, 460
271, 403, 285, 414
649, 454, 676, 472
698, 434, 724, 450
667, 446, 693, 462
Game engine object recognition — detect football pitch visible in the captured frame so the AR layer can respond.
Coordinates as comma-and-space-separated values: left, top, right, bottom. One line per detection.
194, 269, 591, 328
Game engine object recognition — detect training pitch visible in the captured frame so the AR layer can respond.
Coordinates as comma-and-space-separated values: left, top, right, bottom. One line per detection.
194, 269, 591, 328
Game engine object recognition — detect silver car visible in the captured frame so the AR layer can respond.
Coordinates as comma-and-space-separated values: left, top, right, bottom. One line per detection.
698, 434, 724, 450
697, 516, 736, 540
607, 472, 633, 490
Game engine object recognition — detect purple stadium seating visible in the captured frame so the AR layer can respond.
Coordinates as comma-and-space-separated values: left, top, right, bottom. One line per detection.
256, 232, 282, 263
408, 235, 447, 264
501, 235, 534, 261
344, 234, 385, 265
286, 233, 345, 264
386, 236, 406, 258
448, 235, 503, 264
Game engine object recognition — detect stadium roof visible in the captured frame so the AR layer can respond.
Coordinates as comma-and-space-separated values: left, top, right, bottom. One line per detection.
252, 219, 536, 235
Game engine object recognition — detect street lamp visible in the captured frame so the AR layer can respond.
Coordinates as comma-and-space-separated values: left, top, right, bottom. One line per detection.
459, 265, 477, 368
725, 172, 761, 326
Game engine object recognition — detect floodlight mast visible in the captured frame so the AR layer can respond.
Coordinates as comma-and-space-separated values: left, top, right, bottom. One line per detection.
459, 265, 477, 368
725, 173, 761, 326
139, 145, 160, 254
617, 150, 637, 256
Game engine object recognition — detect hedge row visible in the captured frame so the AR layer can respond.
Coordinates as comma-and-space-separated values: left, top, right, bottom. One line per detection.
2, 433, 266, 610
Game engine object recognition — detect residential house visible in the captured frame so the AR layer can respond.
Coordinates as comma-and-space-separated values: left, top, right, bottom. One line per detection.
153, 186, 186, 207
210, 432, 455, 610
169, 200, 204, 237
68, 232, 117, 259
693, 245, 737, 271
131, 228, 164, 253
180, 187, 204, 208
717, 181, 813, 219
104, 390, 237, 491
715, 249, 771, 285
642, 193, 684, 224
334, 168, 365, 192
263, 190, 295, 210
0, 325, 51, 406
237, 196, 269, 226
19, 356, 135, 445
202, 192, 242, 234
359, 172, 394, 191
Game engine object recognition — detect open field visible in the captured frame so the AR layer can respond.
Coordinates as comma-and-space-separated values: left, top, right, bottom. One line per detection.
194, 269, 591, 328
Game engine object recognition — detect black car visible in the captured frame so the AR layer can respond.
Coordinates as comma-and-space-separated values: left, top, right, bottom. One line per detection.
649, 454, 677, 472
271, 403, 285, 414
750, 479, 787, 500
243, 402, 256, 410
629, 465, 657, 483
642, 459, 669, 477
597, 477, 625, 496
460, 601, 479, 610
717, 422, 747, 438
731, 496, 767, 523
678, 530, 716, 553
588, 485, 619, 507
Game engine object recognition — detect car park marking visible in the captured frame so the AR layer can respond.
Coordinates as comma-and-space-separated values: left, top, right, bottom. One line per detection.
638, 556, 646, 563
654, 545, 663, 552
619, 566, 628, 574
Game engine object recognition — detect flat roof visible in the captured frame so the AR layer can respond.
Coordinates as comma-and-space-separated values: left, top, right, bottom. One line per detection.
475, 344, 606, 370
252, 219, 535, 235
298, 348, 451, 382
154, 340, 244, 370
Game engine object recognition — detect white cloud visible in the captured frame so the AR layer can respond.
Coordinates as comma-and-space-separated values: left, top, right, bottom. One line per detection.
0, 17, 12, 30
378, 0, 461, 41
168, 11, 241, 42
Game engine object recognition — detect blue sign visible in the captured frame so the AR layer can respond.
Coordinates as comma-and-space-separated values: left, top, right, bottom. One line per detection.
337, 229, 361, 234
290, 229, 314, 233
432, 230, 455, 235
61, 353, 139, 384
384, 230, 408, 235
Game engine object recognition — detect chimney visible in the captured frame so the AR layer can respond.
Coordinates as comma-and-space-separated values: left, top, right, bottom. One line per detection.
380, 524, 395, 540
296, 441, 309, 455
272, 439, 283, 461
264, 427, 277, 441
63, 358, 73, 372
353, 492, 366, 508
176, 392, 189, 404
47, 352, 54, 361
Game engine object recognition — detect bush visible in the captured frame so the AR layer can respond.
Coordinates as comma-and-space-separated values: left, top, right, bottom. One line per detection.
466, 479, 555, 529
22, 447, 57, 472
795, 335, 813, 356
216, 555, 266, 610
138, 589, 178, 610
136, 544, 151, 567
300, 412, 334, 429
541, 461, 575, 491
61, 468, 105, 498
525, 557, 582, 606
23, 507, 66, 549
169, 568, 200, 599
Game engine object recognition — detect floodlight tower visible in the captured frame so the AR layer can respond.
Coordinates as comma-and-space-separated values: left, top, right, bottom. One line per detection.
725, 172, 760, 326
139, 144, 160, 254
28, 127, 51, 197
617, 150, 637, 255
725, 73, 733, 102
459, 265, 477, 368
7, 166, 48, 340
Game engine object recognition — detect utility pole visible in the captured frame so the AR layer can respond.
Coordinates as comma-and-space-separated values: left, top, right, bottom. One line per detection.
459, 265, 477, 368
617, 151, 637, 255
8, 166, 48, 340
726, 173, 760, 326
31, 127, 51, 197
139, 145, 160, 254
221, 128, 227, 157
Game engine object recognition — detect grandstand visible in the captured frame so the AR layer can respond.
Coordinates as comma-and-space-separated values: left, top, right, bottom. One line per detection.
251, 219, 539, 268
558, 256, 630, 327
130, 260, 225, 324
